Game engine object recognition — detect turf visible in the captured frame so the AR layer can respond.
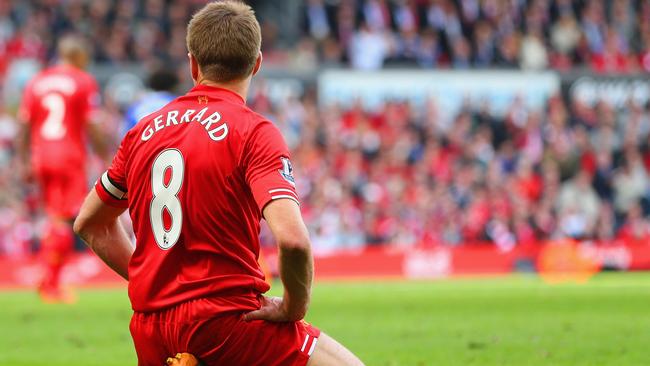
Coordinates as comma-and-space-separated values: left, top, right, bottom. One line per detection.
1, 273, 649, 366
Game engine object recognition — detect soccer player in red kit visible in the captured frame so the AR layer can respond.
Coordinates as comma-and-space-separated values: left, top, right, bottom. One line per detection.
74, 2, 363, 366
18, 35, 107, 303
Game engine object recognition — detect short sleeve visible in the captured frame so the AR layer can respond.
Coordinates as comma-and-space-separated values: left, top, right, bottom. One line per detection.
94, 132, 130, 208
242, 121, 299, 211
18, 81, 34, 123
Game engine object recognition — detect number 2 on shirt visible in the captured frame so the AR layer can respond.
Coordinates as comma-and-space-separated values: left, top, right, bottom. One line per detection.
150, 149, 184, 250
40, 93, 66, 140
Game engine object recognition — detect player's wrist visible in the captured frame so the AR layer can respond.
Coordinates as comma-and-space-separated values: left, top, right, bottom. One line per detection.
281, 291, 310, 321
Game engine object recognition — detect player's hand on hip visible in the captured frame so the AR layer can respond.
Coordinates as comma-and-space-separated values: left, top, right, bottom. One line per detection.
243, 295, 303, 322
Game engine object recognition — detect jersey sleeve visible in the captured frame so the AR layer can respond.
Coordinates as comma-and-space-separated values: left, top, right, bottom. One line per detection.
94, 132, 130, 208
242, 120, 299, 212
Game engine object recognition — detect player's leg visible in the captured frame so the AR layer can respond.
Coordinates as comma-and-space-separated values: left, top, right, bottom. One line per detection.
190, 310, 364, 366
36, 167, 76, 302
131, 311, 174, 366
38, 218, 76, 302
38, 218, 74, 299
307, 332, 364, 366
41, 167, 89, 302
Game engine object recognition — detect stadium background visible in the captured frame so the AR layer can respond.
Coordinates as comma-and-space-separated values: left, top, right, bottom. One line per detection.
1, 0, 650, 279
1, 1, 650, 365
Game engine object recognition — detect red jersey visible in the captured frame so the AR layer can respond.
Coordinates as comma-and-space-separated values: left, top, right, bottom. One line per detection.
19, 64, 100, 170
95, 85, 299, 312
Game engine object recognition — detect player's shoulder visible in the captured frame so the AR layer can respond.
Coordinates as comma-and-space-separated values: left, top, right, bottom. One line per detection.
235, 111, 289, 161
226, 101, 277, 134
27, 67, 51, 85
25, 67, 70, 94
70, 67, 98, 87
42, 65, 97, 92
131, 106, 166, 132
127, 95, 181, 135
120, 115, 149, 153
216, 101, 285, 153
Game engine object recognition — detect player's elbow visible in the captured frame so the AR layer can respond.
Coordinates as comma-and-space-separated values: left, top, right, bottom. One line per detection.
276, 232, 311, 253
73, 217, 100, 250
73, 215, 91, 240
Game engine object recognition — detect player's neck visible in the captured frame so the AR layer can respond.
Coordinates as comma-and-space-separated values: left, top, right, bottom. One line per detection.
197, 79, 249, 103
59, 59, 84, 70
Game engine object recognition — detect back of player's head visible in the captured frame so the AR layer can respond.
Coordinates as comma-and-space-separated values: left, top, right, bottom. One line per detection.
147, 68, 179, 92
57, 34, 89, 69
186, 1, 261, 83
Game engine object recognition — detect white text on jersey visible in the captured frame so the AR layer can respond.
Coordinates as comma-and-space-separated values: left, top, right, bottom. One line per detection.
141, 107, 229, 142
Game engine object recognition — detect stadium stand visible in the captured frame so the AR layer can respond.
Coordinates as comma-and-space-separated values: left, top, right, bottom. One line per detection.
0, 0, 650, 256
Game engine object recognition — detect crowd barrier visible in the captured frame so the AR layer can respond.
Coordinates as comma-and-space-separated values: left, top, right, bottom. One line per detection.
2, 240, 650, 288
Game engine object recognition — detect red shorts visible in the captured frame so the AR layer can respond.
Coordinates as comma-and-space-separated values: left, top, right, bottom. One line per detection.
130, 297, 321, 366
35, 164, 87, 219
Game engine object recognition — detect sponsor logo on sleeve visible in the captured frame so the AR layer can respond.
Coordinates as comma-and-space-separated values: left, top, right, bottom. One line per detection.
279, 157, 295, 186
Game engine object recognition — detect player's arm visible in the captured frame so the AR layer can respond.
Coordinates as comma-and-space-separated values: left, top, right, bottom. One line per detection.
73, 190, 132, 280
74, 128, 132, 280
16, 122, 31, 178
241, 121, 313, 322
245, 199, 314, 322
16, 81, 33, 180
86, 121, 111, 164
268, 198, 313, 320
84, 79, 111, 164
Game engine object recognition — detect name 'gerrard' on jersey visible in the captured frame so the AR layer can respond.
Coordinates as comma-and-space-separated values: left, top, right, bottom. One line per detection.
141, 106, 228, 142
94, 84, 300, 312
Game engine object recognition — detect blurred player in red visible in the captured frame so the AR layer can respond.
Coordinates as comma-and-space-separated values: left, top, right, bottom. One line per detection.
74, 2, 362, 365
18, 35, 108, 303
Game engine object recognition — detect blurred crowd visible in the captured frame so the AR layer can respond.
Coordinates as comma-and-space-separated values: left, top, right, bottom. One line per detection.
0, 0, 649, 256
303, 0, 650, 72
0, 0, 647, 74
251, 90, 650, 251
0, 0, 206, 84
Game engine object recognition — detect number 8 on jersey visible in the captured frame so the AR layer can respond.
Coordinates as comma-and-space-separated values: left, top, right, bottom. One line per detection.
150, 149, 184, 250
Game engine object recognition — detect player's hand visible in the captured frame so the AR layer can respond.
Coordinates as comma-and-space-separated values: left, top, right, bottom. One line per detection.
243, 295, 305, 322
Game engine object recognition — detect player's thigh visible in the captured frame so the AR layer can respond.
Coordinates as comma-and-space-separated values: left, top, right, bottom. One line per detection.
307, 332, 365, 366
36, 166, 83, 218
59, 167, 87, 216
196, 315, 318, 366
130, 313, 170, 366
34, 166, 53, 205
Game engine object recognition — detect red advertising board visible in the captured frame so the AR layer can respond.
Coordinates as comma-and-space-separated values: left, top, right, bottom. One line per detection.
1, 241, 649, 288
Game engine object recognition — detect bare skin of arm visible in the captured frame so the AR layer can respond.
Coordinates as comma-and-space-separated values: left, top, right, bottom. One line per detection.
244, 198, 313, 322
242, 199, 364, 365
86, 122, 111, 165
16, 123, 32, 181
73, 190, 132, 280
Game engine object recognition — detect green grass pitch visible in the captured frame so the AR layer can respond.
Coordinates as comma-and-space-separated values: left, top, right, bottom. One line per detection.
1, 273, 649, 366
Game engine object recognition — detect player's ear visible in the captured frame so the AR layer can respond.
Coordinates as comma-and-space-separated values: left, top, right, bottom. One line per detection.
188, 53, 199, 83
252, 52, 262, 76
